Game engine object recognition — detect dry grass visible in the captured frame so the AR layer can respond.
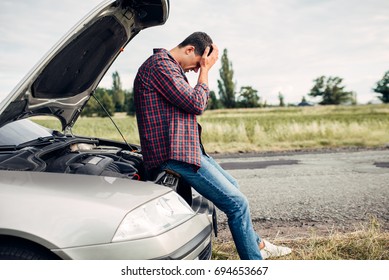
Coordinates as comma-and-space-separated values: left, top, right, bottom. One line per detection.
212, 219, 389, 260
199, 104, 389, 153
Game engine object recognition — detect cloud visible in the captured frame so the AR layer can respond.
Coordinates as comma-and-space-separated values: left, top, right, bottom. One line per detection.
1, 0, 388, 104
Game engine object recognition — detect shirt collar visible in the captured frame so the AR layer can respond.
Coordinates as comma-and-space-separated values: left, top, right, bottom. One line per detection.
153, 48, 186, 76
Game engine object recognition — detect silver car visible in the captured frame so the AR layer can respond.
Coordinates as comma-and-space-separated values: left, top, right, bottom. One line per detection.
0, 0, 215, 260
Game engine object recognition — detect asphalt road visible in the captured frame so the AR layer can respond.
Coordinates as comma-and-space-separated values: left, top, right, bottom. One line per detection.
211, 148, 389, 240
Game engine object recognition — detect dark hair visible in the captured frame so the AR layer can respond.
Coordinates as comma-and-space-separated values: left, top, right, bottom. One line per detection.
178, 32, 213, 56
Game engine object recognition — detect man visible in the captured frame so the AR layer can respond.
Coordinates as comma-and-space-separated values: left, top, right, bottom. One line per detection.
134, 32, 291, 259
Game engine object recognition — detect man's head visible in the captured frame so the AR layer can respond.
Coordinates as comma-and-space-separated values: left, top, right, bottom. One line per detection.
178, 32, 213, 56
170, 32, 214, 73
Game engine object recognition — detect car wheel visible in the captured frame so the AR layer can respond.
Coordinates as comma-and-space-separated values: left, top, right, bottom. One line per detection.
0, 242, 59, 260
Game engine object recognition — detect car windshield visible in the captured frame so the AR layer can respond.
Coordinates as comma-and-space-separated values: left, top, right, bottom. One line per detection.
0, 119, 53, 146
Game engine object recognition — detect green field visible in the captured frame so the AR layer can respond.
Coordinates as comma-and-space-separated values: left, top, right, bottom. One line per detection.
34, 104, 389, 153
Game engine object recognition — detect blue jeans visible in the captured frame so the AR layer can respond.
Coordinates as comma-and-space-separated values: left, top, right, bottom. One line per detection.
159, 154, 262, 260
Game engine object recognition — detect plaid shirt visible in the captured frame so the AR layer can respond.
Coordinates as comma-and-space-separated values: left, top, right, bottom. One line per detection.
134, 48, 209, 171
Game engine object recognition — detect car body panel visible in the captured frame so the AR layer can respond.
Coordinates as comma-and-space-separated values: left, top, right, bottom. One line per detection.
0, 171, 171, 248
55, 220, 212, 260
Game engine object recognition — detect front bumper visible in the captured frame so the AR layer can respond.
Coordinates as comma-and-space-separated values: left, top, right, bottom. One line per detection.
53, 214, 212, 260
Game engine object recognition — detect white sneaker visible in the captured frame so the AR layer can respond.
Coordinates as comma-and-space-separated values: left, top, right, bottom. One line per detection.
260, 239, 292, 259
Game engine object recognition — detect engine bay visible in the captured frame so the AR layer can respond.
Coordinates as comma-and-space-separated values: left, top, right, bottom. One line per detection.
0, 138, 146, 181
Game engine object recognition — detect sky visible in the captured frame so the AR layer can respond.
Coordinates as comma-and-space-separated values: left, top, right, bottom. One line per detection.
1, 0, 388, 105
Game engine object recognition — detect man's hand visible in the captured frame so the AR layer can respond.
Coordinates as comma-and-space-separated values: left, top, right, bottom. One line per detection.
198, 44, 219, 86
200, 44, 219, 71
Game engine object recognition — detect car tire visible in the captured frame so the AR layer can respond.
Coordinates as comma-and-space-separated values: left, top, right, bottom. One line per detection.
0, 243, 58, 260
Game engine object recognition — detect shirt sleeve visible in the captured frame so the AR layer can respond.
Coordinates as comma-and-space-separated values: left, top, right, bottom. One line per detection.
151, 56, 209, 115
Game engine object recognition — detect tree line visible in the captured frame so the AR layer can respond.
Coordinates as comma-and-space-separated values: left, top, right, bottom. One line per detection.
82, 49, 389, 117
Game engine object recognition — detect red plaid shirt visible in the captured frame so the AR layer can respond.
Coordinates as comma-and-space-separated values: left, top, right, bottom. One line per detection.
134, 49, 209, 170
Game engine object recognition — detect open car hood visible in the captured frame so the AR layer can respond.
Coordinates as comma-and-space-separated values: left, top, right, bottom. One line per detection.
0, 0, 169, 131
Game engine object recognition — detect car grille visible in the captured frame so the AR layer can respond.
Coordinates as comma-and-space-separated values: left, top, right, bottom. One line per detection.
197, 242, 212, 260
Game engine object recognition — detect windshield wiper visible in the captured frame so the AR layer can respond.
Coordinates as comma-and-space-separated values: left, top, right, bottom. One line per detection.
16, 135, 57, 149
0, 145, 17, 151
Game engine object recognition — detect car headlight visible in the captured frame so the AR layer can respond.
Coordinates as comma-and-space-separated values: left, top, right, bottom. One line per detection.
112, 191, 195, 242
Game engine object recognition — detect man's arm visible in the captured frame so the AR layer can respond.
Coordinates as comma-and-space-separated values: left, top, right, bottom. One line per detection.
151, 61, 209, 115
197, 44, 219, 87
152, 44, 219, 115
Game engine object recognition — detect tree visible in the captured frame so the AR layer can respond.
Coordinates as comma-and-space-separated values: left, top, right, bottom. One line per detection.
81, 94, 98, 117
308, 76, 354, 105
111, 71, 125, 112
237, 86, 260, 108
207, 90, 222, 110
217, 49, 236, 108
125, 89, 136, 116
373, 70, 389, 103
298, 96, 311, 106
94, 88, 115, 117
278, 92, 285, 107
81, 87, 114, 117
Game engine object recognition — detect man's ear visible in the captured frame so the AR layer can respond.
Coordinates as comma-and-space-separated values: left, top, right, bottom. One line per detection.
185, 45, 195, 55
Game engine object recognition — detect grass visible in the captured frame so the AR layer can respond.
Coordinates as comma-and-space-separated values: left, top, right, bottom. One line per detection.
212, 218, 389, 260
33, 114, 141, 144
198, 104, 389, 153
33, 104, 389, 154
